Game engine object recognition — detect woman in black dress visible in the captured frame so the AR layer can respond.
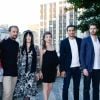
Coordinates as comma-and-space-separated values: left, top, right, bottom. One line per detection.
40, 31, 59, 100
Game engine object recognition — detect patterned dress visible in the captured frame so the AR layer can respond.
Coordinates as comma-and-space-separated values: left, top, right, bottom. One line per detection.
14, 46, 40, 97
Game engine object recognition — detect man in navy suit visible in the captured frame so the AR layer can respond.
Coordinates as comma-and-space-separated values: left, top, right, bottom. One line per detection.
60, 25, 82, 100
80, 23, 100, 100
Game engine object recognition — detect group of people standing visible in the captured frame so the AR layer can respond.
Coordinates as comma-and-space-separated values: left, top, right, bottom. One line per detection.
60, 24, 100, 100
0, 26, 59, 100
0, 23, 100, 100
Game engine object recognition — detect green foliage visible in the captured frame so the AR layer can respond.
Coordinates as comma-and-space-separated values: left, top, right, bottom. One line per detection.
78, 4, 100, 32
67, 0, 100, 9
66, 0, 100, 35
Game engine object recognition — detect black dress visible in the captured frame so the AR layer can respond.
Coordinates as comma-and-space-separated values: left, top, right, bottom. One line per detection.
42, 50, 59, 83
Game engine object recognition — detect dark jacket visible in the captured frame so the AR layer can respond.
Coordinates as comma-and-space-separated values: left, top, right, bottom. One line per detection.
60, 37, 82, 72
21, 45, 37, 73
80, 36, 100, 72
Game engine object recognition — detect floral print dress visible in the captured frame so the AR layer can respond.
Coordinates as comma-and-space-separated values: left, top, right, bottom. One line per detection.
14, 46, 40, 97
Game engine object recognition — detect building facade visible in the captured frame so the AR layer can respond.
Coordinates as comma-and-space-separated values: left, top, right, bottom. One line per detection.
27, 24, 40, 46
39, 0, 77, 53
0, 25, 9, 41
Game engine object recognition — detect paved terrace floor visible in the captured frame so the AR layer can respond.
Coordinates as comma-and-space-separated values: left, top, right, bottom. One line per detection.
14, 76, 99, 100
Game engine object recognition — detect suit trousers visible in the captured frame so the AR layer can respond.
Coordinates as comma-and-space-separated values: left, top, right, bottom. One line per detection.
83, 69, 100, 100
62, 67, 81, 100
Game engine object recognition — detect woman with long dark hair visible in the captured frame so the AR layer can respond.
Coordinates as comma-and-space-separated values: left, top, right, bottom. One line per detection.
40, 31, 59, 100
14, 30, 39, 100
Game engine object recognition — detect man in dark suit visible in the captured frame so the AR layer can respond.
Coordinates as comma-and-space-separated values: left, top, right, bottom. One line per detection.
80, 23, 100, 100
60, 25, 82, 100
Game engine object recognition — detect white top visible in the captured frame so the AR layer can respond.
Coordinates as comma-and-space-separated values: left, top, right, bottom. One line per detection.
69, 38, 80, 68
91, 36, 100, 69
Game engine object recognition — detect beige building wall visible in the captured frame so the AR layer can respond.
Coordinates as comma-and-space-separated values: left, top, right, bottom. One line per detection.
39, 0, 77, 53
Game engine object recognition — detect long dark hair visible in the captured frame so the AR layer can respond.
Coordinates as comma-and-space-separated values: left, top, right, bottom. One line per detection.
21, 30, 37, 73
42, 31, 52, 49
22, 30, 34, 54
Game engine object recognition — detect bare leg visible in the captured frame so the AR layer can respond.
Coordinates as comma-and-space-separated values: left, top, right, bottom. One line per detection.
47, 83, 52, 99
43, 83, 48, 100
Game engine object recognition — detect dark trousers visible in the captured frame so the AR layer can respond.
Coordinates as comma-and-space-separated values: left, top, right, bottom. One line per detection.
83, 69, 100, 100
62, 67, 81, 100
0, 82, 3, 100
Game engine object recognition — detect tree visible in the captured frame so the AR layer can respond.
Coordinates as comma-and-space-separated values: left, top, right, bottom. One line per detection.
66, 0, 100, 35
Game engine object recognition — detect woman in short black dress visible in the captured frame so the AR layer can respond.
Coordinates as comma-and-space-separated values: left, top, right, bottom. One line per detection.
40, 31, 59, 100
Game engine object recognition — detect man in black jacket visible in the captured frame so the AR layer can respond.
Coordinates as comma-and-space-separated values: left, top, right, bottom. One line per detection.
60, 25, 82, 100
1, 25, 19, 100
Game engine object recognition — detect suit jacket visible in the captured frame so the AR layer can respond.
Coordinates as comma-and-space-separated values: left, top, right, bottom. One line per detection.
60, 37, 82, 72
80, 36, 100, 72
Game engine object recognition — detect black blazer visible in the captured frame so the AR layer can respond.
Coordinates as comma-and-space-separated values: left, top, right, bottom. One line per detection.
60, 37, 82, 72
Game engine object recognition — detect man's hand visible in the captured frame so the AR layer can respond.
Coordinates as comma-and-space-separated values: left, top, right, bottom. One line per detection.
61, 71, 66, 77
83, 69, 89, 76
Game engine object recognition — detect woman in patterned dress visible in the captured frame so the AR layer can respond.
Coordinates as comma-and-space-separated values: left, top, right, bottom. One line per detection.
14, 30, 40, 100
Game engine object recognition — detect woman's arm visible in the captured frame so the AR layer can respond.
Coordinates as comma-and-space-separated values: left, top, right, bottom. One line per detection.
34, 45, 40, 73
39, 48, 46, 79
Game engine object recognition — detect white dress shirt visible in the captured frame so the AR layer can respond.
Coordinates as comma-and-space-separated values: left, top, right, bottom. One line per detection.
91, 36, 100, 69
69, 38, 80, 68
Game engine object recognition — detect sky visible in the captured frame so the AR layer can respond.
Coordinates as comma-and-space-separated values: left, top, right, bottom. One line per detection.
0, 0, 61, 31
0, 0, 40, 25
0, 0, 61, 25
